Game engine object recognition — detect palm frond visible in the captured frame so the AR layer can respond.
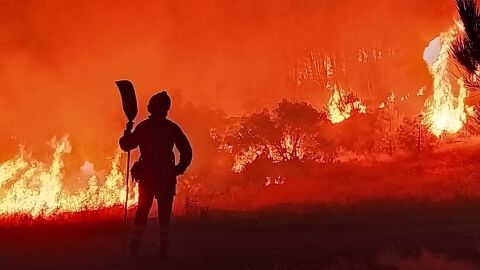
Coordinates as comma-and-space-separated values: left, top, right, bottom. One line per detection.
456, 0, 480, 44
450, 36, 479, 73
451, 0, 480, 80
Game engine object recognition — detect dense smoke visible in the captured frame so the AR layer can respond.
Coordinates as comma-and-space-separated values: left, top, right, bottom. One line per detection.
0, 0, 455, 167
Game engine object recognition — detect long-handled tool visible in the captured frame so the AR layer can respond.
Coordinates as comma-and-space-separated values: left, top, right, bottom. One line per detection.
115, 79, 138, 249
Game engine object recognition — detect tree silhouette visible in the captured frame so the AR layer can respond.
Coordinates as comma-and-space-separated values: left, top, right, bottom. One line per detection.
214, 100, 332, 172
396, 117, 437, 152
272, 100, 327, 161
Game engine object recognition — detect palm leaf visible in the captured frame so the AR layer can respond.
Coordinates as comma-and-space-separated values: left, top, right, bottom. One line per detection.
456, 0, 480, 44
451, 0, 480, 77
451, 36, 479, 73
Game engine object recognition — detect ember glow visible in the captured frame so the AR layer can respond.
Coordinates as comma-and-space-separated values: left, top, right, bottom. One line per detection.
0, 137, 137, 219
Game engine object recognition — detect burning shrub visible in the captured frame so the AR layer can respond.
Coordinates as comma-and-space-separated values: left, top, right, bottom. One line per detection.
326, 85, 367, 124
213, 100, 334, 172
0, 137, 138, 223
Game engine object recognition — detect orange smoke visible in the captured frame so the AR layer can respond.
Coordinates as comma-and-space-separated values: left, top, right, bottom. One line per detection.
0, 0, 473, 222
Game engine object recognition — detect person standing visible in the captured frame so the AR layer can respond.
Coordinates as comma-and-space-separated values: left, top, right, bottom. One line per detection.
119, 91, 192, 258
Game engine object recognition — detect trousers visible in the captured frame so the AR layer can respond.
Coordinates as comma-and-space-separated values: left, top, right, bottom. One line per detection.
133, 182, 175, 235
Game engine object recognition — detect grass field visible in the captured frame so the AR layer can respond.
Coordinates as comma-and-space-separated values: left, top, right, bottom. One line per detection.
1, 199, 478, 270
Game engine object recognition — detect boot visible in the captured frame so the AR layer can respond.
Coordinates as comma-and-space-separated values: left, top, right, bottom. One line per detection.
158, 228, 170, 259
158, 238, 169, 259
128, 227, 144, 256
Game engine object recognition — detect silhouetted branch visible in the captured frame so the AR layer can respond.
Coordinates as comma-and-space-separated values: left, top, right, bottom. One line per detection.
450, 0, 480, 90
450, 37, 479, 73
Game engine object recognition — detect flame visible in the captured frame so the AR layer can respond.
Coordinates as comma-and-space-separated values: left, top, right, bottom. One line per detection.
230, 133, 307, 173
232, 146, 264, 173
378, 91, 396, 109
264, 176, 285, 187
422, 25, 468, 137
0, 137, 137, 219
417, 86, 426, 96
327, 84, 367, 124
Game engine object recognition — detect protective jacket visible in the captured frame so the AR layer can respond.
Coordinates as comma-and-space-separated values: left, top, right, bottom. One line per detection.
119, 115, 192, 196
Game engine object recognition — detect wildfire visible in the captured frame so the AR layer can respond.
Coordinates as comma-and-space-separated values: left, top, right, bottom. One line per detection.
232, 146, 264, 173
0, 137, 137, 220
378, 91, 396, 109
327, 84, 367, 124
230, 133, 307, 173
422, 26, 469, 137
417, 87, 426, 97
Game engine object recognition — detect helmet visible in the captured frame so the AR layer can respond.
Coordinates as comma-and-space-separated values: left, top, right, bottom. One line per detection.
147, 91, 171, 116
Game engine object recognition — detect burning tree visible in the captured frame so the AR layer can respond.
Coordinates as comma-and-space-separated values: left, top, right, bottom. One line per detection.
422, 23, 472, 137
273, 100, 329, 161
327, 84, 367, 124
290, 46, 409, 102
213, 100, 335, 173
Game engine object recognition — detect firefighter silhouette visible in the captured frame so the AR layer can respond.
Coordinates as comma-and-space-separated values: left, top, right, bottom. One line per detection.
119, 91, 192, 257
